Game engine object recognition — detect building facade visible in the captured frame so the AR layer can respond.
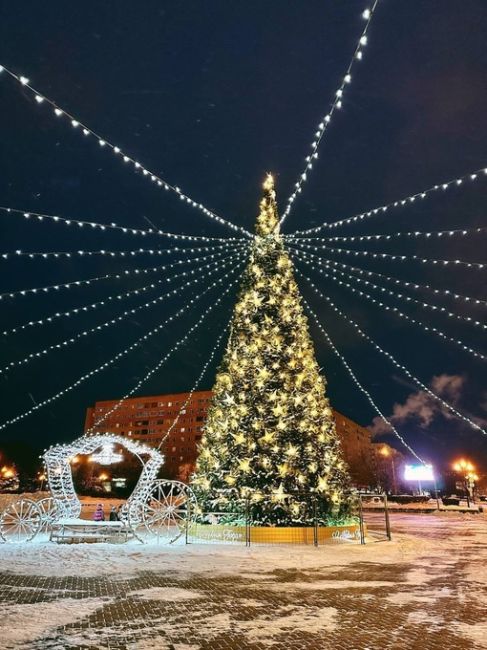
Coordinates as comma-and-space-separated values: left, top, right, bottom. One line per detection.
84, 390, 399, 485
84, 391, 213, 479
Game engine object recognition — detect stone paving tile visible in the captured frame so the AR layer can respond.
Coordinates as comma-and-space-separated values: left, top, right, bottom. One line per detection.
1, 515, 486, 649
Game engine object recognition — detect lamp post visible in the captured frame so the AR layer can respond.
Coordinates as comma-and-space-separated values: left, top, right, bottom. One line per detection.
452, 459, 477, 506
380, 446, 397, 494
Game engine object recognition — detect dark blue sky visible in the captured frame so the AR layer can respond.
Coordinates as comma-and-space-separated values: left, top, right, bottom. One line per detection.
0, 1, 486, 468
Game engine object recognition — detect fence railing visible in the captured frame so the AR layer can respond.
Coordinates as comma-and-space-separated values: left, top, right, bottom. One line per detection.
184, 492, 391, 546
358, 492, 392, 542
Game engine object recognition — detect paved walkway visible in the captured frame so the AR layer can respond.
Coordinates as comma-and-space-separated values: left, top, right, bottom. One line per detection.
0, 513, 486, 649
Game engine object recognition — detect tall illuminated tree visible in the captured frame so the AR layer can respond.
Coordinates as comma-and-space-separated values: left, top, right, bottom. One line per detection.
192, 175, 351, 524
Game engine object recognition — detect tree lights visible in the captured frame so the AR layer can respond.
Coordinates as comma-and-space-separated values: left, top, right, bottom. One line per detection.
2, 248, 243, 336
301, 296, 423, 461
0, 258, 247, 432
0, 204, 245, 243
192, 177, 352, 525
280, 2, 380, 226
291, 167, 487, 236
298, 270, 487, 437
291, 248, 486, 361
290, 248, 487, 331
87, 271, 245, 434
0, 249, 247, 374
0, 64, 251, 238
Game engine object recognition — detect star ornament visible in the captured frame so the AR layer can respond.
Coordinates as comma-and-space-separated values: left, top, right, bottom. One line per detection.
272, 483, 288, 502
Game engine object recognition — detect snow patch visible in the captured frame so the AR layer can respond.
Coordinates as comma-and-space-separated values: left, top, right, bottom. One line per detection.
455, 622, 487, 647
129, 586, 204, 601
0, 597, 109, 648
238, 604, 337, 640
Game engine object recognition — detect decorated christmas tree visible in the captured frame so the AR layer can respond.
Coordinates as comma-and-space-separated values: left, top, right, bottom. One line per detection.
192, 175, 352, 525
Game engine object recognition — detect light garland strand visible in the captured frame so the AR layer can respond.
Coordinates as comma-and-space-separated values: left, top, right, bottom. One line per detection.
86, 292, 238, 434
0, 258, 247, 432
0, 241, 244, 301
0, 251, 245, 374
290, 239, 485, 270
290, 248, 487, 361
0, 272, 114, 301
90, 316, 230, 440
156, 323, 229, 451
290, 247, 487, 330
301, 296, 423, 461
0, 64, 252, 238
286, 225, 487, 244
2, 248, 241, 336
299, 271, 487, 437
0, 205, 243, 243
288, 251, 487, 308
280, 1, 379, 226
0, 239, 247, 261
291, 167, 487, 235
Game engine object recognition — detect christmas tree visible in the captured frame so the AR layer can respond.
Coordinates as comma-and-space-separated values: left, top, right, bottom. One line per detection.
192, 175, 352, 525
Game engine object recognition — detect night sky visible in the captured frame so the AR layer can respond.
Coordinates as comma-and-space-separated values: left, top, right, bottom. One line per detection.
0, 1, 486, 469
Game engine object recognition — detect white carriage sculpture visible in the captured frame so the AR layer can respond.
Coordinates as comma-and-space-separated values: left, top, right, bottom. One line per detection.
0, 433, 197, 544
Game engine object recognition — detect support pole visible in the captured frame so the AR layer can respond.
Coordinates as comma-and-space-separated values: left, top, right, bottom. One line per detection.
313, 495, 318, 548
384, 492, 391, 541
358, 495, 366, 545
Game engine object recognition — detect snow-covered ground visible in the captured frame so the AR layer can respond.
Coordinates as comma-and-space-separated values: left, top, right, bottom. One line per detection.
0, 512, 486, 649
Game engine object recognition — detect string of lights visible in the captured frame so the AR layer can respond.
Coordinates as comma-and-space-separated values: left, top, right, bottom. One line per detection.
0, 204, 244, 243
2, 248, 243, 336
289, 247, 486, 330
0, 250, 245, 374
156, 323, 230, 451
286, 225, 487, 244
299, 270, 487, 437
0, 272, 115, 301
288, 252, 487, 308
291, 167, 487, 235
290, 248, 487, 361
290, 239, 486, 270
0, 258, 247, 432
0, 239, 247, 261
86, 284, 240, 434
0, 64, 252, 238
280, 2, 379, 227
0, 242, 245, 301
91, 316, 230, 440
301, 296, 423, 461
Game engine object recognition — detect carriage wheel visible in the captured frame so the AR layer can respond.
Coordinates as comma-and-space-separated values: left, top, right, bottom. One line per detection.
142, 480, 197, 543
0, 499, 42, 543
36, 498, 58, 532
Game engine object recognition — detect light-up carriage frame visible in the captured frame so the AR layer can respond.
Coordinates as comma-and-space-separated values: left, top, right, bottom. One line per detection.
0, 433, 197, 544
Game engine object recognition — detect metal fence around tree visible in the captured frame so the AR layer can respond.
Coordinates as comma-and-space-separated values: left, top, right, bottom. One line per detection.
185, 491, 392, 546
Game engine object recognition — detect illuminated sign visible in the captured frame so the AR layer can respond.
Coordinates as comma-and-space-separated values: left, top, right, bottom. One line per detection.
404, 464, 435, 481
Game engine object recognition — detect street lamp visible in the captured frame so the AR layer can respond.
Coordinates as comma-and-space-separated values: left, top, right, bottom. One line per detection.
380, 446, 397, 494
452, 459, 477, 506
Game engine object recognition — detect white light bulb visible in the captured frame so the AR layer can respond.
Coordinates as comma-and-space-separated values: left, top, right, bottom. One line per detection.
362, 8, 371, 19
20, 76, 29, 85
54, 108, 63, 116
35, 95, 44, 103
